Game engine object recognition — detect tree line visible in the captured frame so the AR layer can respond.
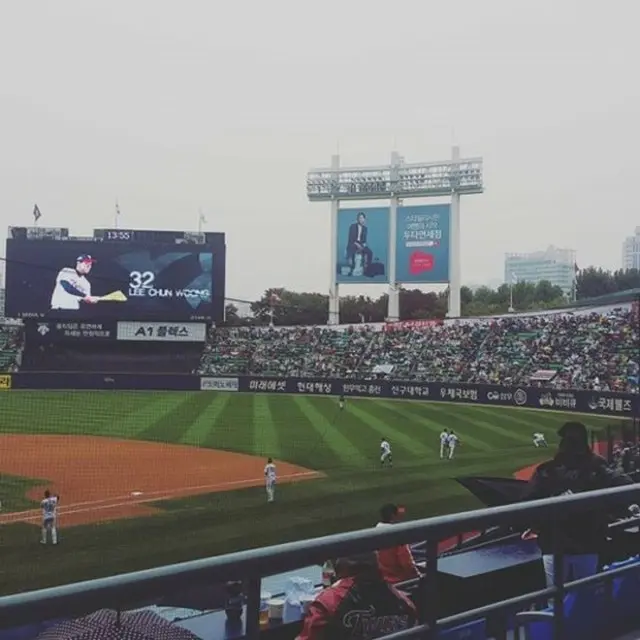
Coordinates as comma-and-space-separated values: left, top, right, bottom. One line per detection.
223, 267, 640, 327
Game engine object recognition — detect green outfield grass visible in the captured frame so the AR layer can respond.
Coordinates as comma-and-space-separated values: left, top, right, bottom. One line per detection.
0, 390, 615, 595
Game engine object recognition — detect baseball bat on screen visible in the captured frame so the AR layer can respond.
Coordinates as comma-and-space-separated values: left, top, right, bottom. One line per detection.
98, 290, 128, 302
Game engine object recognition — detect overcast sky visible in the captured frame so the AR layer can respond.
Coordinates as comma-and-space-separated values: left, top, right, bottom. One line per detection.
0, 1, 637, 303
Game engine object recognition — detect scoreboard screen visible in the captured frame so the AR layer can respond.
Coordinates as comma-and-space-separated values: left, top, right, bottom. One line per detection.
5, 238, 224, 322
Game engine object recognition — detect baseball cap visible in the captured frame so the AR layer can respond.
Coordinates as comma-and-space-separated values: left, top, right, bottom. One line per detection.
76, 254, 96, 264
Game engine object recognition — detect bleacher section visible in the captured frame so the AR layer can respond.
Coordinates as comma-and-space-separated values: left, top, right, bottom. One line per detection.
199, 308, 639, 392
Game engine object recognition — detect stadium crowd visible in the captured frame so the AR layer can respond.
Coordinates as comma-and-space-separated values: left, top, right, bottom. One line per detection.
0, 322, 23, 372
199, 308, 639, 392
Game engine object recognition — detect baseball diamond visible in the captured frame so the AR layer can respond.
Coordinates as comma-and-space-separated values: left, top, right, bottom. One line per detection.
0, 389, 617, 596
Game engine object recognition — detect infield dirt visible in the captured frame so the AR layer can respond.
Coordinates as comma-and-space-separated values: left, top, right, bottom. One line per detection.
0, 434, 321, 526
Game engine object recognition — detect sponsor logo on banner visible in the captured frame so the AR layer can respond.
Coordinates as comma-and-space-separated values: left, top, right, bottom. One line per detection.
117, 321, 206, 342
33, 322, 113, 339
588, 395, 633, 413
248, 378, 288, 392
552, 392, 577, 409
389, 384, 431, 398
200, 377, 239, 392
539, 393, 555, 408
297, 381, 334, 394
0, 375, 12, 390
513, 388, 528, 406
439, 386, 479, 401
487, 390, 513, 402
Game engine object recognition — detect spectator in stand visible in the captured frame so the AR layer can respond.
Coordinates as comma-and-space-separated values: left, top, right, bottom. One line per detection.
0, 322, 24, 372
521, 421, 634, 588
296, 552, 417, 640
198, 308, 638, 392
375, 504, 423, 584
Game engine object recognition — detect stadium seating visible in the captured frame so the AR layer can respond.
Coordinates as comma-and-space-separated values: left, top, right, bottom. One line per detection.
0, 322, 23, 372
199, 309, 638, 391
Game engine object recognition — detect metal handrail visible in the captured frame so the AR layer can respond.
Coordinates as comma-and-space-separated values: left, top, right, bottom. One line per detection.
1, 483, 640, 638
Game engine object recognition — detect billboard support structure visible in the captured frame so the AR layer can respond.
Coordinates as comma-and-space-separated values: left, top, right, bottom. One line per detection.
307, 147, 483, 323
328, 154, 340, 324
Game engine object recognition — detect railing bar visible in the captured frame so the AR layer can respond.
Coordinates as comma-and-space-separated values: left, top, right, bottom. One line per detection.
244, 577, 261, 640
423, 539, 439, 640
2, 486, 640, 629
551, 545, 564, 640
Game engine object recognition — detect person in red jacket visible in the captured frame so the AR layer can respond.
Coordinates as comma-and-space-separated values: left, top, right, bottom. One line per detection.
296, 552, 417, 640
375, 504, 422, 584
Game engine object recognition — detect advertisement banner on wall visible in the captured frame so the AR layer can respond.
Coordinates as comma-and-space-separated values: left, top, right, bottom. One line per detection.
0, 375, 12, 390
117, 321, 207, 342
200, 377, 239, 391
27, 321, 116, 341
395, 204, 450, 284
335, 207, 389, 284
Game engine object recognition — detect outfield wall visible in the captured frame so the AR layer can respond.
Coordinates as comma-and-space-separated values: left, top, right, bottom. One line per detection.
0, 372, 636, 418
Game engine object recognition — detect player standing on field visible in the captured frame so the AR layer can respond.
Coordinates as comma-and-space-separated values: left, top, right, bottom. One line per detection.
338, 395, 345, 411
380, 438, 392, 467
264, 458, 277, 503
41, 490, 59, 545
439, 429, 450, 459
447, 431, 459, 459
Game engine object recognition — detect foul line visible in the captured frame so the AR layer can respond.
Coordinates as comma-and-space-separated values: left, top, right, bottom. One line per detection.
0, 470, 322, 525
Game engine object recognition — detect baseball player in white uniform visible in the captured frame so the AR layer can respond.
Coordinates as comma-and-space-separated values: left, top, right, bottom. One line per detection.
41, 490, 59, 545
533, 432, 548, 448
447, 431, 459, 460
50, 255, 99, 311
380, 438, 392, 467
264, 457, 277, 503
439, 429, 450, 459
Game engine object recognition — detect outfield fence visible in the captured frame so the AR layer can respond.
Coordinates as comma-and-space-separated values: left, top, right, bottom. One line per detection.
1, 484, 640, 639
0, 372, 636, 418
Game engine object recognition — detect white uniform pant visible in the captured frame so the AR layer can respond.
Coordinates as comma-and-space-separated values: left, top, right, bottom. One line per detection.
266, 480, 275, 502
42, 517, 58, 544
448, 444, 456, 459
440, 442, 448, 459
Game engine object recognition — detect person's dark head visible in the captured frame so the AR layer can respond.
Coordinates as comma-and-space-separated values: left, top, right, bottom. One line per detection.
334, 552, 380, 580
557, 421, 590, 455
267, 457, 273, 464
380, 503, 400, 524
44, 490, 50, 499
357, 212, 366, 225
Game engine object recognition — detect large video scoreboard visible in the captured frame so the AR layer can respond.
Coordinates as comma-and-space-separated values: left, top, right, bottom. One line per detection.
4, 227, 226, 323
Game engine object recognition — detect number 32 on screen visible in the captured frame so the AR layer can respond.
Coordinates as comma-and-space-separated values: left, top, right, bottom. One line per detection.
129, 271, 155, 289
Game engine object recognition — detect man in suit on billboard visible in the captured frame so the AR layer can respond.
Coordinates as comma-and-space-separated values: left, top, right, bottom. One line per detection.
346, 212, 373, 276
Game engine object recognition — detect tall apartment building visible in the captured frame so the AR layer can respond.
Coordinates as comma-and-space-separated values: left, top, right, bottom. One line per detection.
504, 246, 576, 297
622, 227, 640, 270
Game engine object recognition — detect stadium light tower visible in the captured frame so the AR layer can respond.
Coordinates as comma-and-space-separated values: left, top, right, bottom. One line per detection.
307, 147, 484, 324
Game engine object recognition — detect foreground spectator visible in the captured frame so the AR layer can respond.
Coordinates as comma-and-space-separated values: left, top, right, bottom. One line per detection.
521, 421, 633, 588
296, 552, 417, 640
375, 504, 422, 584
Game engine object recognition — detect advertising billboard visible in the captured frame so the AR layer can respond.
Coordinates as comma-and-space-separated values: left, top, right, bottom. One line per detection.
395, 204, 450, 284
117, 321, 207, 342
5, 240, 218, 321
335, 207, 389, 284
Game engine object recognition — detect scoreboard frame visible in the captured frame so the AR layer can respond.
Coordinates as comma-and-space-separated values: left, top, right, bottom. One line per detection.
4, 228, 226, 324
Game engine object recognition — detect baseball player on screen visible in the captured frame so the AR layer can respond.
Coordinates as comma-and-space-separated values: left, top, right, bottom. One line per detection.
50, 255, 99, 310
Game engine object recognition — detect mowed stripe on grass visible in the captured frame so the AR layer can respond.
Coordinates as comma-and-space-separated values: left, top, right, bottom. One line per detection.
293, 396, 369, 467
